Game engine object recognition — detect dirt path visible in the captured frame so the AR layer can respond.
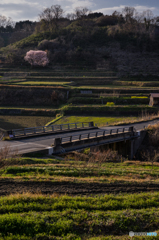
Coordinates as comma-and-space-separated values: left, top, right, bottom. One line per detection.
0, 180, 159, 196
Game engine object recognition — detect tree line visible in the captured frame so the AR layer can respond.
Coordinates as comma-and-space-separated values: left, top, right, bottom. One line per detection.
1, 5, 159, 33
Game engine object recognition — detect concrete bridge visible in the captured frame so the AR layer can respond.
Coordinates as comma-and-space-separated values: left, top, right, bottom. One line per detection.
50, 126, 141, 159
0, 119, 152, 159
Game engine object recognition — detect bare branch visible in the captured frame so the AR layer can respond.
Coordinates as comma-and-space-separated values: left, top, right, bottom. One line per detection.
39, 5, 64, 32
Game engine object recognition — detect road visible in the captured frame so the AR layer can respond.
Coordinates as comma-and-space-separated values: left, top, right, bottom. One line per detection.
0, 119, 158, 155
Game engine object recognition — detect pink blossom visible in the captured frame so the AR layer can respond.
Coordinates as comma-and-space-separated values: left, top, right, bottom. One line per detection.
24, 50, 49, 67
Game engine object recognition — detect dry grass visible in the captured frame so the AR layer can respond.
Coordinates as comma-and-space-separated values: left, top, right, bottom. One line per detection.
147, 122, 159, 131
0, 174, 158, 184
0, 115, 56, 130
0, 145, 21, 172
110, 111, 159, 127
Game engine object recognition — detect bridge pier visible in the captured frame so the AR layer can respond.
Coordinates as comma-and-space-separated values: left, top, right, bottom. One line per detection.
90, 139, 134, 160
130, 140, 134, 160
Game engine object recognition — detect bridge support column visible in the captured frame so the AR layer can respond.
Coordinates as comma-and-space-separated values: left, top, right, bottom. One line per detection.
113, 142, 116, 151
47, 147, 53, 155
130, 140, 134, 160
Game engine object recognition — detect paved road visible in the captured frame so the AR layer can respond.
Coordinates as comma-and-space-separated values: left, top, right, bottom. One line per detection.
0, 119, 159, 155
101, 119, 159, 131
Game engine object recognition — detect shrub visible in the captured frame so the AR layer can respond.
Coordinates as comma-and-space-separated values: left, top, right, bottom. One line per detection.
106, 102, 115, 106
96, 15, 118, 26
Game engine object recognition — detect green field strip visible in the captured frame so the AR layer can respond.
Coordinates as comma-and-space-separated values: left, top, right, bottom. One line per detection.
12, 81, 72, 86
0, 106, 59, 110
0, 192, 158, 239
22, 79, 159, 88
75, 85, 159, 89
26, 76, 118, 80
0, 191, 159, 212
9, 81, 159, 89
53, 116, 137, 126
114, 81, 159, 87
61, 105, 157, 114
122, 76, 159, 82
0, 207, 158, 239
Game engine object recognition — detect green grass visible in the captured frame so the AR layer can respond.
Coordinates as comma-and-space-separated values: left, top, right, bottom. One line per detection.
2, 157, 159, 182
2, 163, 159, 178
75, 85, 159, 89
105, 102, 115, 106
13, 81, 72, 86
60, 105, 157, 116
54, 116, 137, 126
0, 192, 158, 239
131, 96, 148, 99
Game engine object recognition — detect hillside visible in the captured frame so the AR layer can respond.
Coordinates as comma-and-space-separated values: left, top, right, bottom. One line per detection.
1, 15, 159, 75
1, 8, 159, 131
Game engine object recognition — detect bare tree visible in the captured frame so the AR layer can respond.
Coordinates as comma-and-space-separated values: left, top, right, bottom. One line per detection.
0, 15, 14, 28
0, 145, 21, 175
134, 11, 144, 24
39, 5, 64, 32
66, 13, 76, 21
142, 10, 154, 31
74, 7, 90, 19
142, 149, 159, 170
122, 6, 136, 24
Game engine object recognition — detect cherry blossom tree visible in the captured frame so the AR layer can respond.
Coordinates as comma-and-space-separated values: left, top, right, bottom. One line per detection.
24, 50, 49, 67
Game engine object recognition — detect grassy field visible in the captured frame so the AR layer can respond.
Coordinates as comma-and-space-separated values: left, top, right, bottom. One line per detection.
0, 116, 56, 130
0, 192, 158, 240
0, 157, 159, 239
1, 158, 159, 183
55, 116, 138, 127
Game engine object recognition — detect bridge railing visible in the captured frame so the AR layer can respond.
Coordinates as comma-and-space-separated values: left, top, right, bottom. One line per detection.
10, 122, 94, 138
54, 127, 132, 145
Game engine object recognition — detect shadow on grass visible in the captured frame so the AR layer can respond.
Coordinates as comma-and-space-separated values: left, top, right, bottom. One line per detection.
0, 116, 24, 130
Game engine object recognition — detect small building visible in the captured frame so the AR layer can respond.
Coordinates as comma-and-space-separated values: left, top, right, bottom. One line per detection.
149, 93, 159, 106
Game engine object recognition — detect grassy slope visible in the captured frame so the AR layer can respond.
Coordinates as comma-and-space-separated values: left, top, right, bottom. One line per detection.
0, 31, 58, 51
0, 116, 55, 130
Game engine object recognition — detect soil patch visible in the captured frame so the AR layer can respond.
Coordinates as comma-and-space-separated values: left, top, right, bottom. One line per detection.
0, 180, 159, 196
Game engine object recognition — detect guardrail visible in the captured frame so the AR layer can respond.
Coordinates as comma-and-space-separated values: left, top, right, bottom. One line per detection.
9, 122, 95, 138
53, 127, 135, 146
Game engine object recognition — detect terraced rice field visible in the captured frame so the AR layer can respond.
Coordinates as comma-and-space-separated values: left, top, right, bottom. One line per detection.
0, 157, 159, 239
0, 68, 159, 127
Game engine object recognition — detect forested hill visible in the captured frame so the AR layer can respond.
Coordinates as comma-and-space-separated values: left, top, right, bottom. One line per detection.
1, 6, 159, 75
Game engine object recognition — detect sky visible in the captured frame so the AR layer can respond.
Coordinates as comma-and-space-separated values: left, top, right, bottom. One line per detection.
0, 0, 159, 22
